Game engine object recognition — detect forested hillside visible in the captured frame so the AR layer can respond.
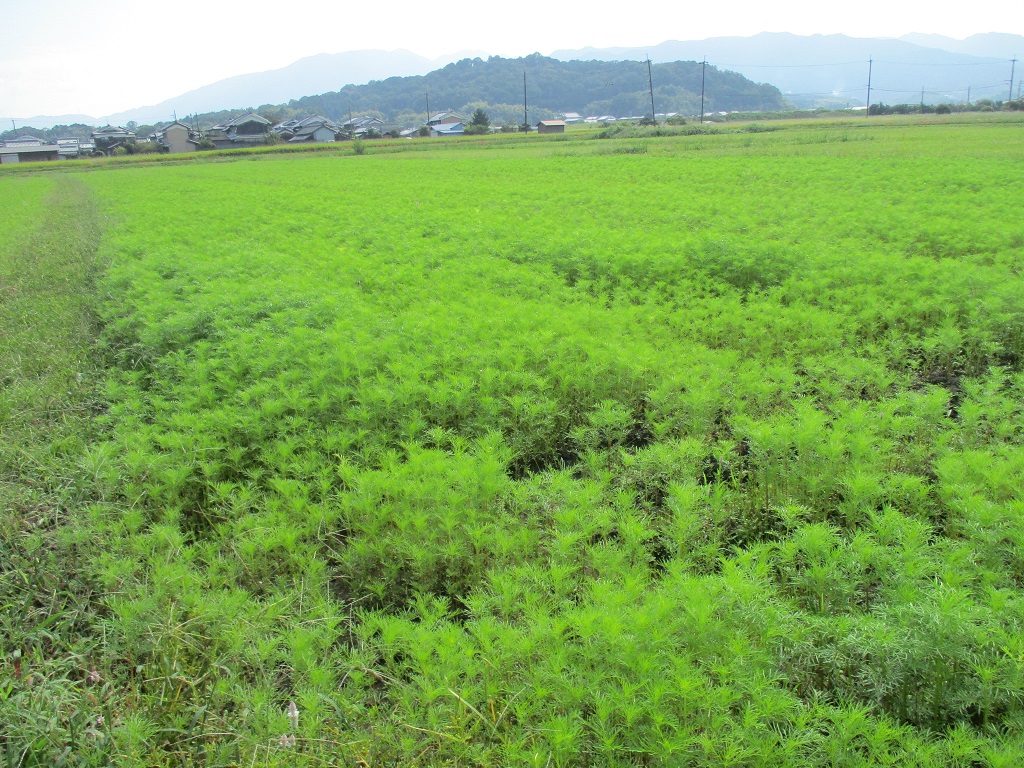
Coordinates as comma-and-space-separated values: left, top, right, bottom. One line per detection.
286, 54, 789, 124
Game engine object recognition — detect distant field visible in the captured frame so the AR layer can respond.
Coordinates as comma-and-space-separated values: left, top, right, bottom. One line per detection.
3, 118, 1024, 766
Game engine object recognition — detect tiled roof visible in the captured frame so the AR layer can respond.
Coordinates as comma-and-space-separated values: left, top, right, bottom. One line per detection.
223, 112, 270, 127
5, 134, 45, 145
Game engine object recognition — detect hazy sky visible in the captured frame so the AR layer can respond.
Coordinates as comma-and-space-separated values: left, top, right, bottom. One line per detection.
2, 1, 1020, 118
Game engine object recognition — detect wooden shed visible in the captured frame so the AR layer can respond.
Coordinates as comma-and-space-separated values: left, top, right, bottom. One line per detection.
537, 120, 567, 134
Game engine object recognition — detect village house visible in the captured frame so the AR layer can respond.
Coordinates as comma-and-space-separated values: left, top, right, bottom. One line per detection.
271, 117, 303, 138
206, 113, 271, 148
55, 138, 90, 158
3, 134, 47, 147
377, 123, 404, 138
430, 122, 465, 137
156, 121, 200, 153
338, 115, 389, 137
289, 116, 342, 143
426, 111, 465, 127
92, 125, 136, 154
272, 115, 339, 142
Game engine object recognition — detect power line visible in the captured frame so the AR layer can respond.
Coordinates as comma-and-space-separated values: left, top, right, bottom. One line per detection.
777, 80, 1010, 106
873, 59, 1006, 67
716, 61, 865, 69
715, 58, 1015, 69
873, 84, 1005, 94
781, 88, 867, 97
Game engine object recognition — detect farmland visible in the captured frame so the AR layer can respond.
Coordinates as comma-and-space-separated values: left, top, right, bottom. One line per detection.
4, 116, 1024, 766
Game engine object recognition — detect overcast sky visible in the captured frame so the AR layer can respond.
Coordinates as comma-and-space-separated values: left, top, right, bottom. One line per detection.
2, 1, 1020, 119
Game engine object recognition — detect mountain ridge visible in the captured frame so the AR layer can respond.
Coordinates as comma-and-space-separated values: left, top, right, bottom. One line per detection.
899, 32, 1022, 59
8, 32, 1021, 128
551, 32, 1021, 107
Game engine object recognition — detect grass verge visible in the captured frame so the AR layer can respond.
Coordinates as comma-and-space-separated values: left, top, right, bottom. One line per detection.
0, 177, 116, 767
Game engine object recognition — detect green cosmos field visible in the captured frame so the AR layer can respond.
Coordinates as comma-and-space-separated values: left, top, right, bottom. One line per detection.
3, 115, 1024, 766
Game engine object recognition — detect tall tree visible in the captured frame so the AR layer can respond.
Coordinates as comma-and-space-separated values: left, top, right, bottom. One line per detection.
465, 108, 491, 135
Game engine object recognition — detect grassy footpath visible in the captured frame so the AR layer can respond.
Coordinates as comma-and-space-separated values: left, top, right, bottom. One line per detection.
0, 177, 118, 767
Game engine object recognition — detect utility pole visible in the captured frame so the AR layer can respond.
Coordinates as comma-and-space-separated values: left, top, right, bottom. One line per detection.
699, 58, 706, 123
866, 57, 873, 117
647, 56, 656, 121
967, 86, 971, 107
523, 71, 528, 131
920, 87, 925, 111
1010, 58, 1018, 102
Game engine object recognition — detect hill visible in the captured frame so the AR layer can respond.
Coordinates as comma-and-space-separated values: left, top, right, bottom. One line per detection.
285, 54, 789, 125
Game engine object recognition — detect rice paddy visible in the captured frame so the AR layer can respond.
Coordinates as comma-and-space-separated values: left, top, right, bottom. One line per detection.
3, 116, 1024, 766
